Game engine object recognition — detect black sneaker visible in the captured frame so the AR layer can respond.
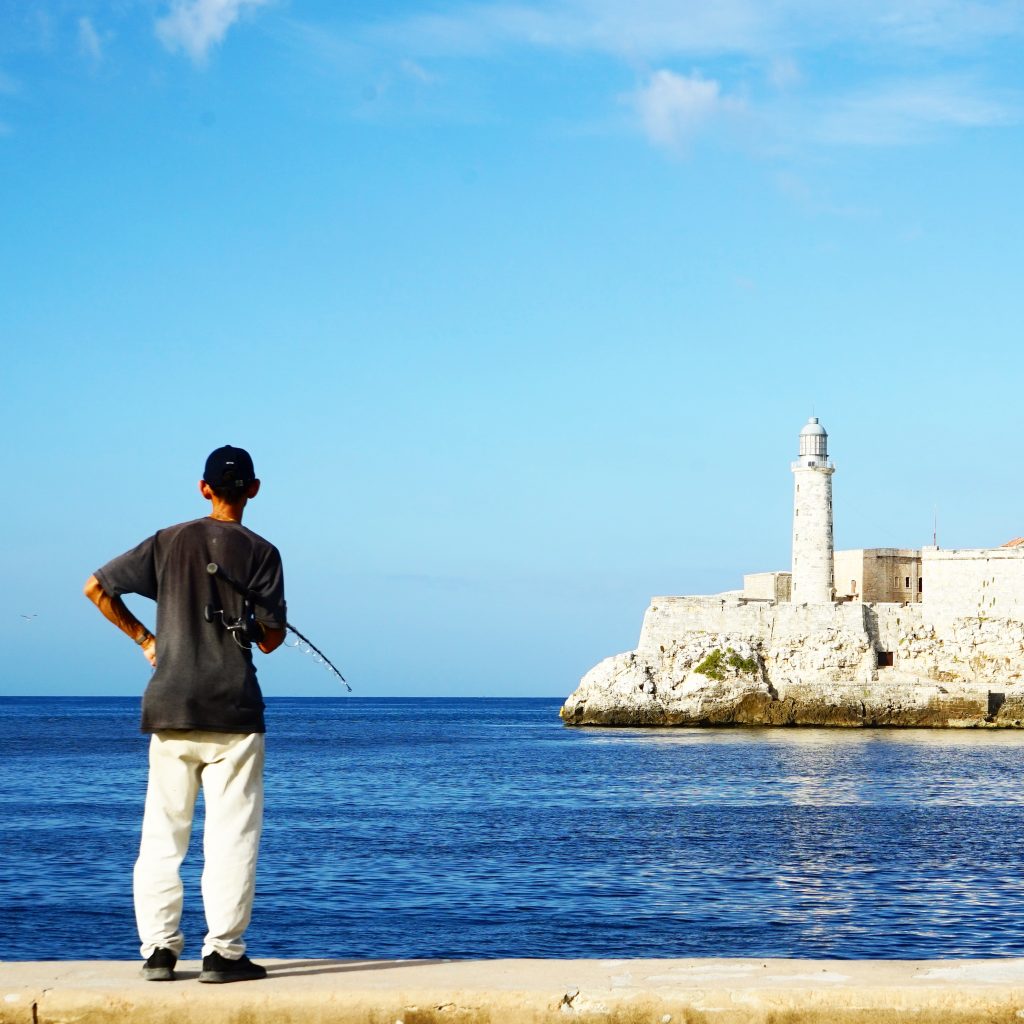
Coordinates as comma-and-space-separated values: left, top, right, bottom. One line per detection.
141, 947, 177, 981
198, 951, 267, 984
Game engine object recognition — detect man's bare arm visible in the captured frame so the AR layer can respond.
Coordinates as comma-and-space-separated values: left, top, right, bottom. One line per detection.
83, 574, 157, 668
258, 625, 286, 654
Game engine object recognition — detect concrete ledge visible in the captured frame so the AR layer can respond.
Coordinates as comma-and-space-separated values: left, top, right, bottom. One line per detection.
4, 958, 1024, 1024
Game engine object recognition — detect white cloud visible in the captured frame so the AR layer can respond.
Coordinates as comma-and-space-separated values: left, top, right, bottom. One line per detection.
78, 17, 104, 64
156, 0, 268, 63
629, 69, 742, 149
816, 78, 1018, 145
285, 1, 1023, 154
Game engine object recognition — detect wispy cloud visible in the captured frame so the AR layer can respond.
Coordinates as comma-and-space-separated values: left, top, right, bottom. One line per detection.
400, 59, 438, 85
866, 0, 1024, 48
815, 78, 1018, 145
364, 0, 1024, 60
78, 17, 104, 65
767, 56, 801, 92
286, 0, 1024, 153
156, 0, 268, 63
628, 70, 743, 150
366, 1, 781, 59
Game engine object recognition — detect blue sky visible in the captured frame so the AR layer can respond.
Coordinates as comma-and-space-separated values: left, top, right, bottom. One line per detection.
2, 0, 1023, 698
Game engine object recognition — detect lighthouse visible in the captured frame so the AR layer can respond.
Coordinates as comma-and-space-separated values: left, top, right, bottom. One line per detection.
791, 417, 835, 604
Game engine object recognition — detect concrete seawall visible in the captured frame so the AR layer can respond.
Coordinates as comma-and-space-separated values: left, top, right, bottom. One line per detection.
4, 958, 1024, 1023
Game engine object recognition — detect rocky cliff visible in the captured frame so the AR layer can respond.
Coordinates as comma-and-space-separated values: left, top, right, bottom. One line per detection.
561, 597, 1024, 728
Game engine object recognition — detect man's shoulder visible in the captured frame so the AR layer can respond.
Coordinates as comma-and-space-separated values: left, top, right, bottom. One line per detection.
152, 517, 281, 561
153, 517, 213, 543
235, 522, 280, 557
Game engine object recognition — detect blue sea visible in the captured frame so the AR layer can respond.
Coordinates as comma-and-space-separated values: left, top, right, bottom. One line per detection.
3, 696, 1024, 962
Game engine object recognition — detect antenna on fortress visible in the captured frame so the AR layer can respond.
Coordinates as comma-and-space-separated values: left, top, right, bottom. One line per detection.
933, 507, 939, 549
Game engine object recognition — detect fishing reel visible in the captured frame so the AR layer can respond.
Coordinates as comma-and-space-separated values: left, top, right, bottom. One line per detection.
203, 599, 263, 646
204, 563, 262, 647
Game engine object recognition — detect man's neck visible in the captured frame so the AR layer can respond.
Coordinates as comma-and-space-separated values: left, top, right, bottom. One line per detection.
209, 499, 246, 523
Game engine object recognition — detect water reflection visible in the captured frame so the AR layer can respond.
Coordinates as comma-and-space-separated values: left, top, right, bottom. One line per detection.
580, 725, 1024, 748
574, 727, 1024, 806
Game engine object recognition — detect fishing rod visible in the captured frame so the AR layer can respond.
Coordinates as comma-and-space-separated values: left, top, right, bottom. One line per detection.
205, 562, 351, 692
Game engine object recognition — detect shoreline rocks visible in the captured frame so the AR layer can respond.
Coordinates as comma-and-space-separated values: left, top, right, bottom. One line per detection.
562, 599, 1024, 728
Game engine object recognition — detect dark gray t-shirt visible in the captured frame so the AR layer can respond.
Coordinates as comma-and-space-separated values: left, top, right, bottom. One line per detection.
96, 517, 286, 734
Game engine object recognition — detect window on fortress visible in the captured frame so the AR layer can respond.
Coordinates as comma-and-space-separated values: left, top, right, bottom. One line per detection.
918, 577, 923, 592
905, 577, 910, 589
878, 652, 894, 667
894, 576, 899, 587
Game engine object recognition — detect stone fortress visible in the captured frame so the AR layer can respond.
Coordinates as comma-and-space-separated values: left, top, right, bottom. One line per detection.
562, 418, 1024, 727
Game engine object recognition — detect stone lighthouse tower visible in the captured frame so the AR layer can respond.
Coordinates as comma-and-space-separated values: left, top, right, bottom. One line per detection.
791, 416, 835, 604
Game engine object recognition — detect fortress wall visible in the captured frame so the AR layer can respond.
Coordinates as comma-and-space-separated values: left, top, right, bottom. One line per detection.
869, 602, 1024, 685
835, 550, 923, 603
742, 572, 791, 602
923, 547, 1024, 615
864, 550, 922, 603
567, 595, 1024, 728
637, 598, 772, 654
637, 597, 866, 657
742, 573, 775, 600
867, 603, 925, 653
636, 598, 1024, 688
834, 550, 864, 601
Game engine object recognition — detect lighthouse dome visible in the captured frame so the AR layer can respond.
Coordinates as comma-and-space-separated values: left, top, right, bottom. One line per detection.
798, 416, 828, 459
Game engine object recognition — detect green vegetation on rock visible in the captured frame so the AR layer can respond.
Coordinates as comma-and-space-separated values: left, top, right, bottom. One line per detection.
694, 647, 758, 681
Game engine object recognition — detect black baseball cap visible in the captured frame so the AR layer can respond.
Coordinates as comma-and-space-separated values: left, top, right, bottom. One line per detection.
204, 445, 256, 488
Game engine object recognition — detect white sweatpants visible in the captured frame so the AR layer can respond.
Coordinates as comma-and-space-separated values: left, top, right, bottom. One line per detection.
134, 730, 265, 959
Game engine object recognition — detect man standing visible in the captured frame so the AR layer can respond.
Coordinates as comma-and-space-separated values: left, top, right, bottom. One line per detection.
84, 446, 286, 983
